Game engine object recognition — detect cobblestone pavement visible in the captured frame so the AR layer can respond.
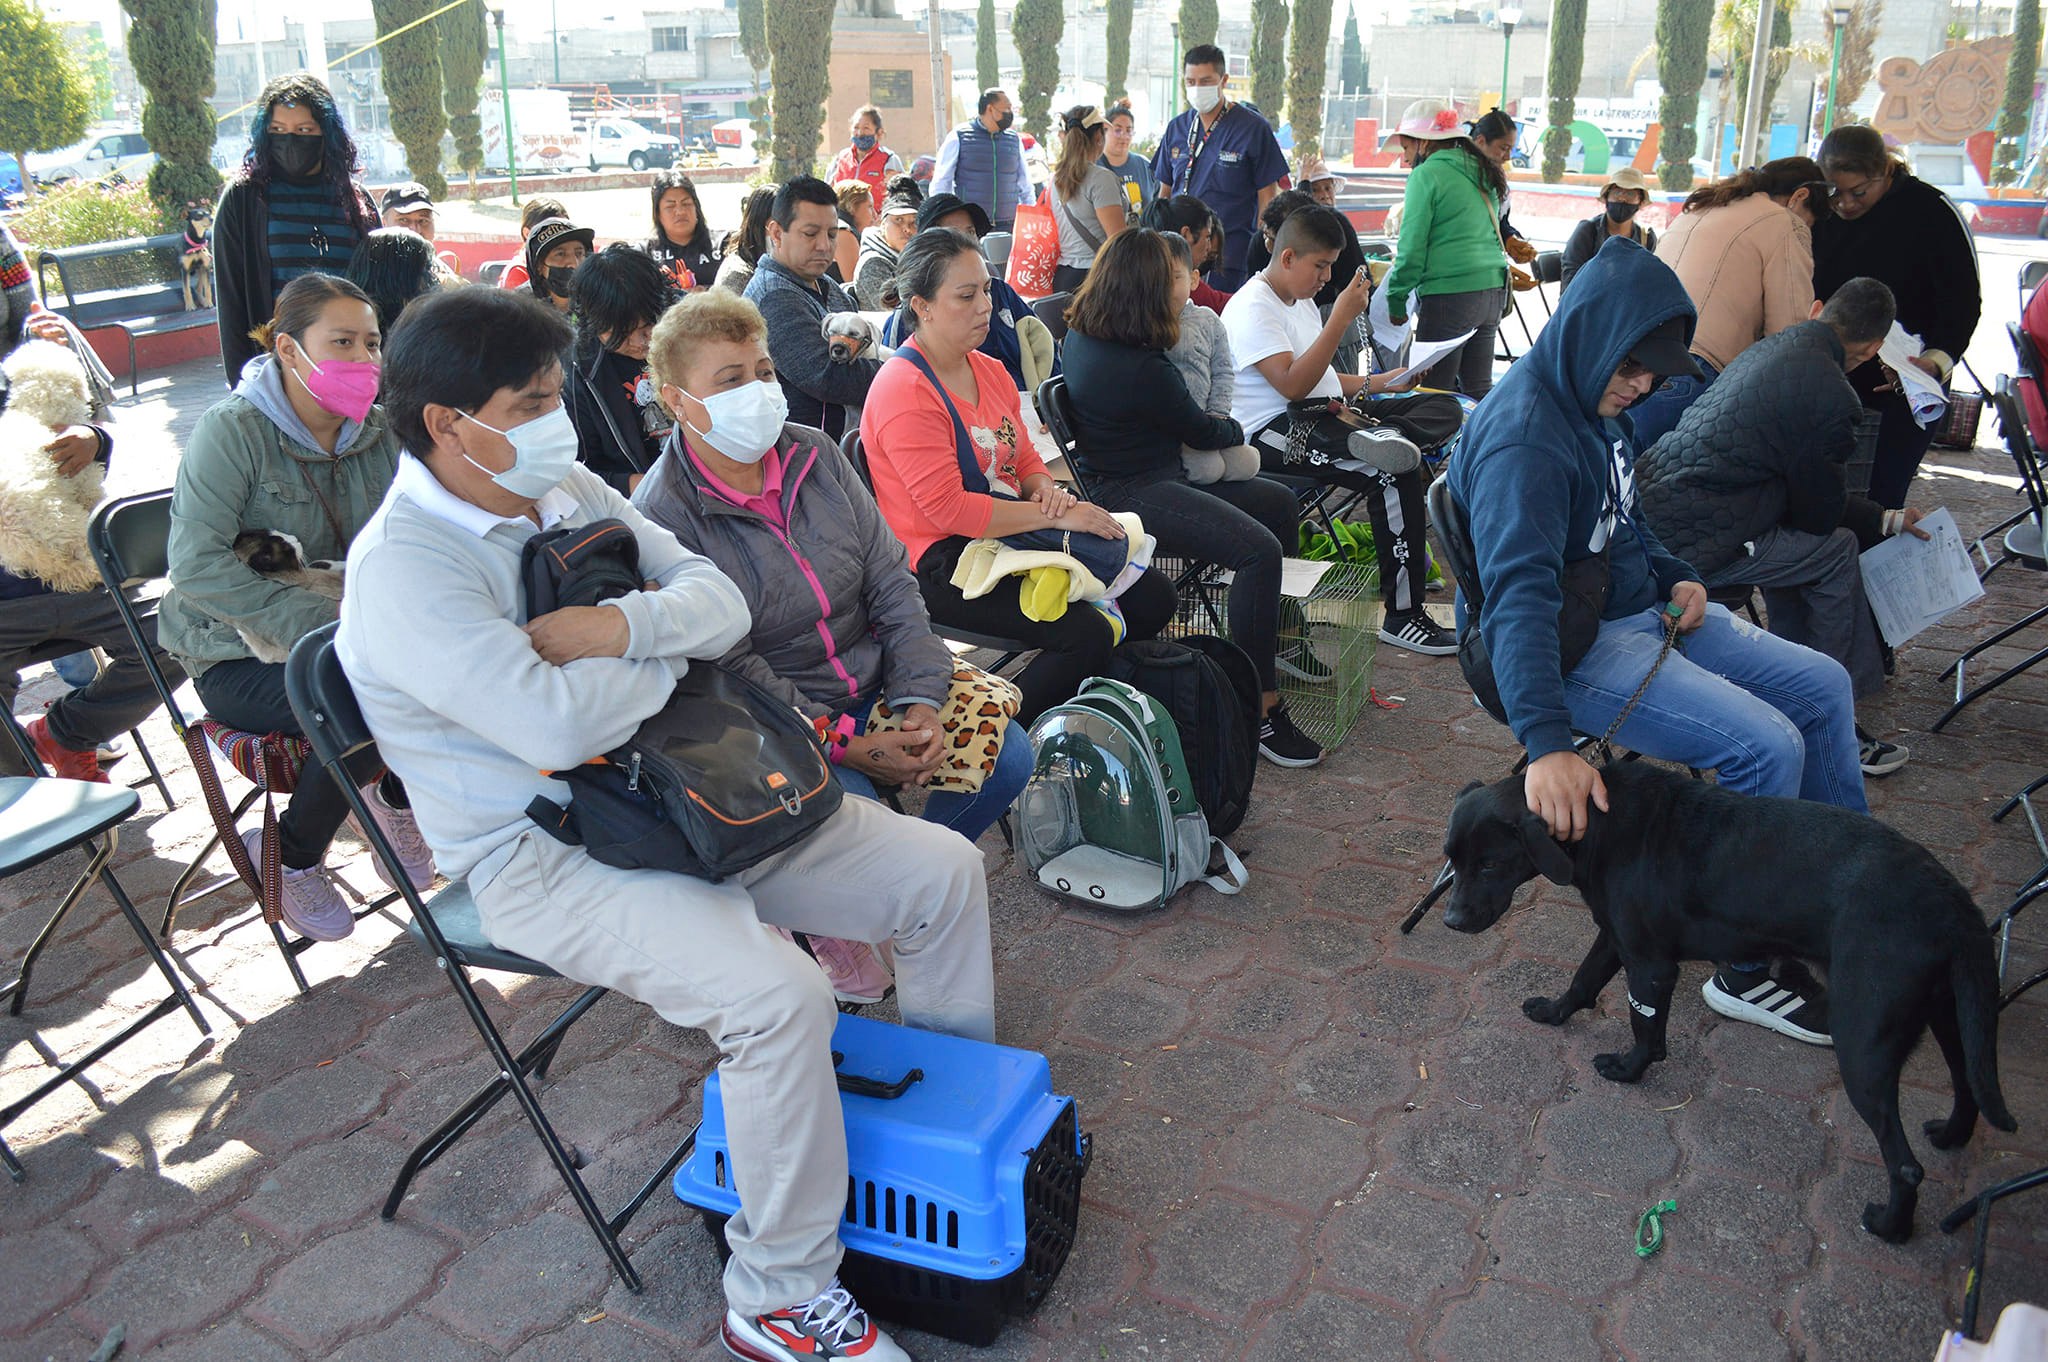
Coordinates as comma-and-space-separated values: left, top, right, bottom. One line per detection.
2, 358, 2044, 1361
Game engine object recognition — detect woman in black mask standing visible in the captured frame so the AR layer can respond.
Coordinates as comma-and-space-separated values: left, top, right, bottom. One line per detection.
1560, 165, 1658, 290
213, 74, 379, 386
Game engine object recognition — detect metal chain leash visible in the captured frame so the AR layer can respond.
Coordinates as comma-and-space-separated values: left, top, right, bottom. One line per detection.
1592, 603, 1686, 766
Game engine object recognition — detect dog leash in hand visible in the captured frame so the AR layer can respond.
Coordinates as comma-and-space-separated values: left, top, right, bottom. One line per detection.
1592, 602, 1686, 766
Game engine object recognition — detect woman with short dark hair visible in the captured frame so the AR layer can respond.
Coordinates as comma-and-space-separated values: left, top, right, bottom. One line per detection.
1812, 125, 1981, 508
1061, 229, 1320, 766
566, 244, 681, 495
345, 226, 441, 334
646, 170, 717, 291
212, 73, 379, 385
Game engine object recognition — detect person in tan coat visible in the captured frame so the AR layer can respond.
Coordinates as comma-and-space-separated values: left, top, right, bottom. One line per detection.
1629, 157, 1832, 449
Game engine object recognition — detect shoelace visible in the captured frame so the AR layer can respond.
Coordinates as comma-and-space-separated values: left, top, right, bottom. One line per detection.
793, 1283, 869, 1345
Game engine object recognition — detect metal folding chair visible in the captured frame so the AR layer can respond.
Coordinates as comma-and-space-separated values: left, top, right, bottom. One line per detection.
284, 623, 692, 1291
0, 704, 208, 1181
88, 491, 390, 993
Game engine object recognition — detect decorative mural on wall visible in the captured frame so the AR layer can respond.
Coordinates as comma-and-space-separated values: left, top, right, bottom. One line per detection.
1872, 34, 2012, 144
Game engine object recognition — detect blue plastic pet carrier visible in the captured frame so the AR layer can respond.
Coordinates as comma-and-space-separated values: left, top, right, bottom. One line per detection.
673, 1013, 1092, 1345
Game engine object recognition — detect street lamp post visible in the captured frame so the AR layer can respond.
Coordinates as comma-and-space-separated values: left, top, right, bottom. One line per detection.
493, 6, 520, 206
552, 0, 561, 83
1498, 6, 1523, 112
1824, 3, 1852, 136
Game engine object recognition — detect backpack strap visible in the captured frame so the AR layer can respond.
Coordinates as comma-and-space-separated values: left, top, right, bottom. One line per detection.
898, 341, 990, 493
1198, 839, 1248, 895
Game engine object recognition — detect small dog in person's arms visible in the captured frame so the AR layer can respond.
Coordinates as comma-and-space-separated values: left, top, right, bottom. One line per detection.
1437, 763, 2015, 1243
0, 339, 105, 594
232, 529, 343, 663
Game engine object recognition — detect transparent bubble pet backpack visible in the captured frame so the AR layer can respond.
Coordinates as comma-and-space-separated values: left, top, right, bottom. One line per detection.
1017, 678, 1247, 911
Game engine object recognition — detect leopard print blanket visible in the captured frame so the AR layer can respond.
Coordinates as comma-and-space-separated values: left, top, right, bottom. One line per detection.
866, 663, 1023, 794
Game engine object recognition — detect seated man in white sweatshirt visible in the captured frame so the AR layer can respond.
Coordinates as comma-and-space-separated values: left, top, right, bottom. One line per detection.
337, 287, 994, 1362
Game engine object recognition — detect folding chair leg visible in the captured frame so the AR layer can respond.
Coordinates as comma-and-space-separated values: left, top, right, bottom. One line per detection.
127, 728, 173, 808
161, 785, 262, 939
269, 919, 312, 995
1931, 640, 2048, 733
99, 857, 209, 1036
5, 835, 121, 1016
1937, 600, 2048, 684
1941, 1165, 2048, 1339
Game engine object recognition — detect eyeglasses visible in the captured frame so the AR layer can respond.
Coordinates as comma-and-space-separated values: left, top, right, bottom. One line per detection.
1616, 356, 1671, 393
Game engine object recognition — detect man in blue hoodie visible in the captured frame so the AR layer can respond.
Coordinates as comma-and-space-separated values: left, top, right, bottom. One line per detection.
1447, 237, 1866, 1045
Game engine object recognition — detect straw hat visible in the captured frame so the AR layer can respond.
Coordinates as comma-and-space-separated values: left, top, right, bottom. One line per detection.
1603, 165, 1651, 197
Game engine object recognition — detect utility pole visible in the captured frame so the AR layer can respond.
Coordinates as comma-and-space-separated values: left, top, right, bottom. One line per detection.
1738, 0, 1774, 166
927, 0, 946, 152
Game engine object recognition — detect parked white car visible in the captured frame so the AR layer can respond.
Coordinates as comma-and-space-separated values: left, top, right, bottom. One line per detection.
586, 118, 679, 172
31, 129, 155, 187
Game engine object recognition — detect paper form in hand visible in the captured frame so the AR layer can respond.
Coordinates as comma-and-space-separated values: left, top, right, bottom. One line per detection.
1381, 330, 1477, 386
1369, 284, 1419, 352
1858, 506, 1983, 646
1877, 322, 1950, 430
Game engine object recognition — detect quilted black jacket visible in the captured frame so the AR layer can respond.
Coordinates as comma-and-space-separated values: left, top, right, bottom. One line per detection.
1636, 321, 1869, 578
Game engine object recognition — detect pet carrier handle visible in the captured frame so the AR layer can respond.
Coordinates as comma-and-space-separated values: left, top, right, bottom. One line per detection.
830, 1050, 924, 1100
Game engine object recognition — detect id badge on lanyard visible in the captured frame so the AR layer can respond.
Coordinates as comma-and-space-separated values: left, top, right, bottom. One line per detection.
1180, 115, 1215, 194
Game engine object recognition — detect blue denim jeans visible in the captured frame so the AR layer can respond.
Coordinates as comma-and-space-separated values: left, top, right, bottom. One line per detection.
1564, 604, 1868, 813
834, 715, 1033, 845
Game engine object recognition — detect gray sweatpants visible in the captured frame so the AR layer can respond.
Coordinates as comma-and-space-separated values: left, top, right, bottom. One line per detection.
0, 586, 181, 768
468, 793, 996, 1316
1705, 525, 1886, 701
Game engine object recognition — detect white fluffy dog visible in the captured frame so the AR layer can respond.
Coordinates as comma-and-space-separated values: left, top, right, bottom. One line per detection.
0, 340, 105, 595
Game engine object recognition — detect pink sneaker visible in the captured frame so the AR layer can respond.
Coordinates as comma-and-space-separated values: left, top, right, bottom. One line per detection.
804, 935, 895, 1005
240, 828, 354, 942
351, 781, 436, 893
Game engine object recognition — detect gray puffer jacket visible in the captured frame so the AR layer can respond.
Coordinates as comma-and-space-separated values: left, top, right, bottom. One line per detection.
631, 421, 953, 721
1636, 321, 1863, 579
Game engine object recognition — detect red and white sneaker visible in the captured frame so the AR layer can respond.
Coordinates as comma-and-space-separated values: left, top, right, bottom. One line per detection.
805, 934, 895, 1005
723, 1280, 911, 1361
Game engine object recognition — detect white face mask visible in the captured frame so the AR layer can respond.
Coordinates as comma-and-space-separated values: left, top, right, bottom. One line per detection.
1187, 83, 1223, 115
457, 404, 579, 499
679, 379, 788, 465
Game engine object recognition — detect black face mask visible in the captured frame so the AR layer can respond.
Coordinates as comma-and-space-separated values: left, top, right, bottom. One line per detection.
270, 132, 323, 180
1605, 199, 1641, 224
545, 265, 578, 298
996, 111, 1014, 132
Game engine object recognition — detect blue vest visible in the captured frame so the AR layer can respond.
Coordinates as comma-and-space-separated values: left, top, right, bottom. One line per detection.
951, 121, 1024, 226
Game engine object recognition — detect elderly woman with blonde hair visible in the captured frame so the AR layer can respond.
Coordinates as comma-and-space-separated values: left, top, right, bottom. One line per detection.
632, 287, 1031, 1004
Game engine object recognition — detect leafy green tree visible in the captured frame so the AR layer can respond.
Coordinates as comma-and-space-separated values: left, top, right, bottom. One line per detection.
739, 0, 771, 156
372, 0, 446, 197
1542, 0, 1587, 181
1995, 0, 2039, 184
1714, 0, 1796, 145
119, 0, 220, 213
1340, 5, 1364, 92
1286, 0, 1333, 157
0, 0, 93, 204
439, 0, 487, 182
1012, 0, 1062, 141
765, 0, 834, 179
1655, 0, 1713, 191
1249, 0, 1288, 126
1178, 0, 1217, 53
1105, 0, 1133, 106
977, 0, 999, 95
78, 32, 117, 120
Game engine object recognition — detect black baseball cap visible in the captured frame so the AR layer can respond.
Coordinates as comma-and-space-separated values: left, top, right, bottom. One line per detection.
915, 193, 992, 237
1628, 317, 1701, 378
380, 181, 434, 215
526, 217, 596, 259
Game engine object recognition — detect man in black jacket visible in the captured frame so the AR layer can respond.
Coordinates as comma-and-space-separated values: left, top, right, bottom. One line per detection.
1637, 277, 1923, 776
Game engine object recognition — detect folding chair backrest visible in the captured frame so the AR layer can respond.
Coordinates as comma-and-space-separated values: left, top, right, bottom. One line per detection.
282, 622, 377, 776
839, 427, 875, 495
1530, 251, 1563, 286
1034, 376, 1097, 499
90, 490, 172, 588
2022, 260, 2048, 313
1426, 475, 1480, 601
1031, 292, 1072, 344
1991, 375, 2048, 515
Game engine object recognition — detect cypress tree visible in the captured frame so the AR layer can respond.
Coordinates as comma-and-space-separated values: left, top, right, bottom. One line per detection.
739, 0, 771, 155
1105, 0, 1133, 106
1994, 0, 2039, 184
119, 0, 220, 214
977, 0, 999, 95
372, 0, 447, 198
765, 0, 835, 180
1286, 0, 1333, 158
1542, 0, 1587, 182
1012, 0, 1062, 142
1178, 0, 1217, 52
439, 0, 487, 182
1655, 0, 1713, 191
1249, 0, 1288, 126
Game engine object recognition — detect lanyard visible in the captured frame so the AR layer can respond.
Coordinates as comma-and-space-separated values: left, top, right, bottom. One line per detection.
1180, 109, 1220, 193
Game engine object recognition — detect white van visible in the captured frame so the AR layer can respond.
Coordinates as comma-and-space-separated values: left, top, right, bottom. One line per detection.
31, 129, 155, 187
586, 118, 679, 172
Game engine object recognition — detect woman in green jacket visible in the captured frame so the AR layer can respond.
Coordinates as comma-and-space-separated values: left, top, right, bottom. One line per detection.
1382, 98, 1510, 398
159, 273, 433, 944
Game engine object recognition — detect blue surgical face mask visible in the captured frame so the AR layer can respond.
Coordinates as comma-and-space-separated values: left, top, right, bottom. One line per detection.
853, 133, 877, 153
457, 404, 579, 499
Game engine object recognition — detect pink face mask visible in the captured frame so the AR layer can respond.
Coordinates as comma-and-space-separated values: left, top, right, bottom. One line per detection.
289, 346, 380, 423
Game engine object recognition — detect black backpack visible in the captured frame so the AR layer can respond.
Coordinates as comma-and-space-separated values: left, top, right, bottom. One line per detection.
1104, 634, 1260, 837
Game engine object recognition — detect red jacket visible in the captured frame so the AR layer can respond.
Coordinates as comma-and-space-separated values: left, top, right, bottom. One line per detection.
827, 143, 905, 203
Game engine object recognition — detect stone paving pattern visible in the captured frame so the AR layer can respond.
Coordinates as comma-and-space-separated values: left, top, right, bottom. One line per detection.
2, 358, 2045, 1360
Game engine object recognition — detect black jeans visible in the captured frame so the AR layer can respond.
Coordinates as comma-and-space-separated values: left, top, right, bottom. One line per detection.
1249, 411, 1433, 616
916, 537, 1178, 723
1865, 387, 1940, 510
1088, 471, 1297, 691
0, 588, 183, 766
194, 657, 387, 870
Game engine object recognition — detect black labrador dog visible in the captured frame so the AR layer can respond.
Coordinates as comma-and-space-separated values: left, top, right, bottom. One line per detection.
1439, 763, 2014, 1242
